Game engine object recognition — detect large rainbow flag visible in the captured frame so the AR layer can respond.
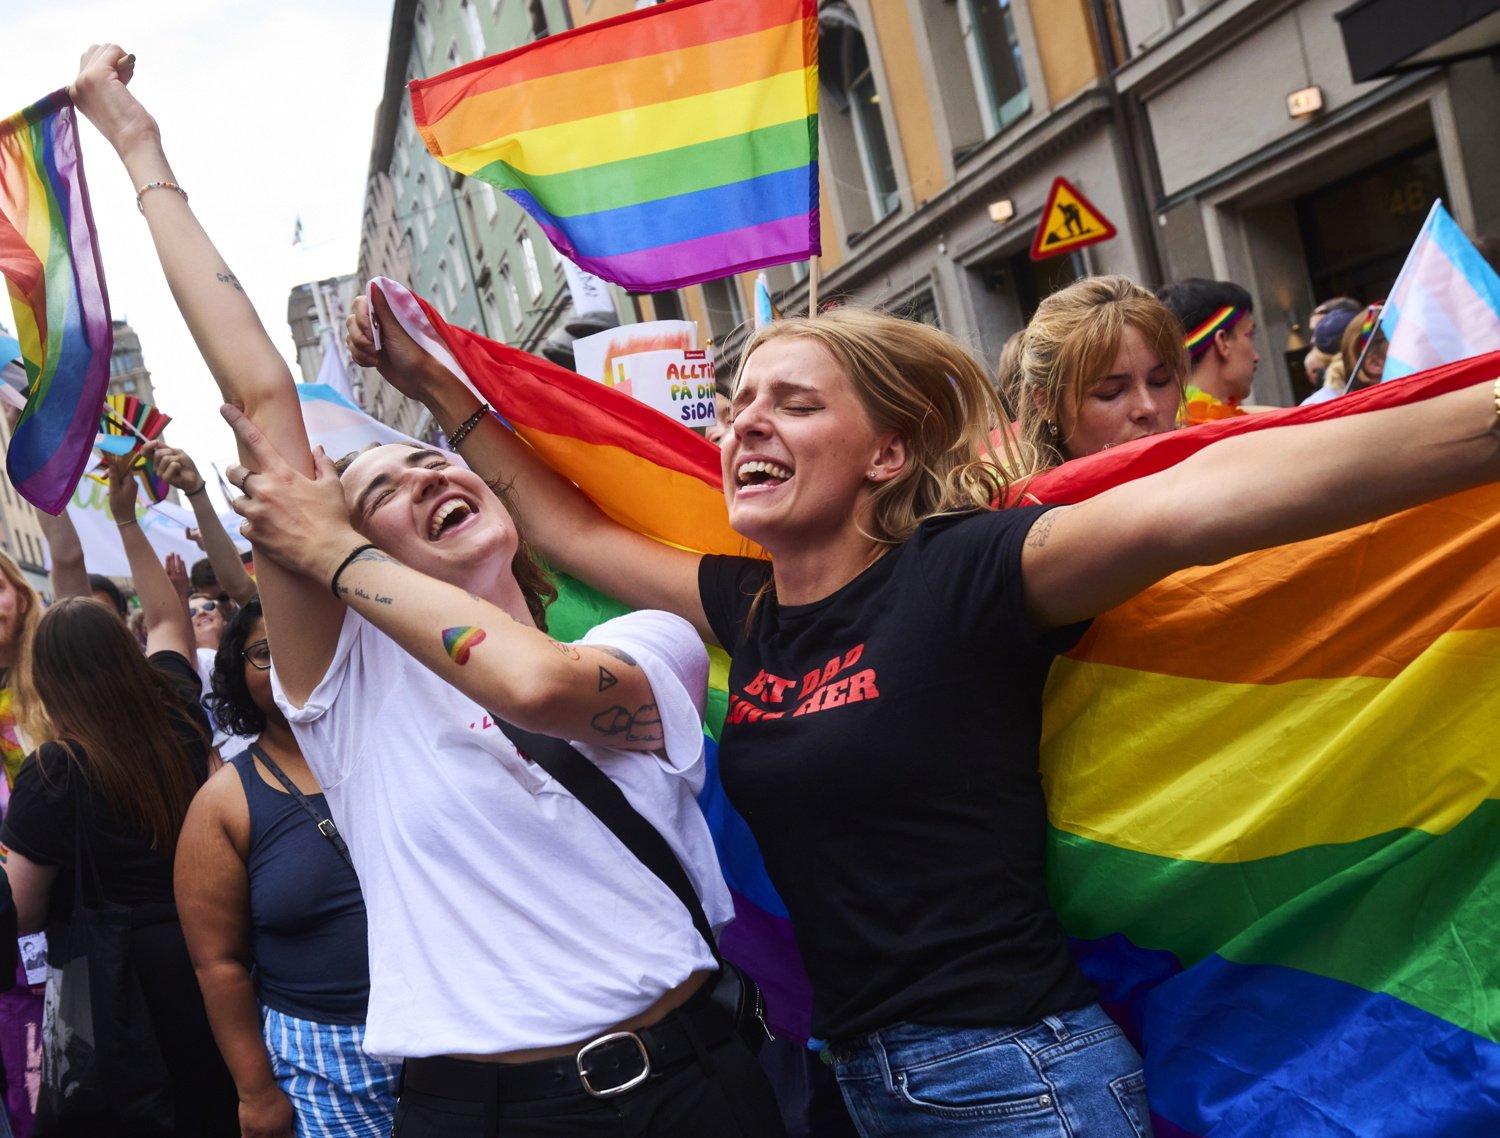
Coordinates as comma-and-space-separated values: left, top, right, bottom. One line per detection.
408, 0, 819, 291
375, 278, 1500, 1130
0, 90, 113, 515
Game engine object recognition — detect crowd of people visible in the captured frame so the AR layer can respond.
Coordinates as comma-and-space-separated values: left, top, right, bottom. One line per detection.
0, 43, 1492, 1138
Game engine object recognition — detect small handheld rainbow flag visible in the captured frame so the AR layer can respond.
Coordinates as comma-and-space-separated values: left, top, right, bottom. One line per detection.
409, 0, 820, 291
97, 393, 171, 455
0, 90, 113, 515
89, 448, 170, 505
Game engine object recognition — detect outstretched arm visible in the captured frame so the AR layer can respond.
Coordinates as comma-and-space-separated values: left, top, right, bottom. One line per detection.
1023, 378, 1500, 626
107, 448, 194, 658
154, 443, 257, 603
226, 410, 669, 750
348, 290, 712, 641
70, 45, 338, 697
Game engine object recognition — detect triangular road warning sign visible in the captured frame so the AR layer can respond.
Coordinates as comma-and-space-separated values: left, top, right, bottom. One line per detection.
1030, 176, 1118, 261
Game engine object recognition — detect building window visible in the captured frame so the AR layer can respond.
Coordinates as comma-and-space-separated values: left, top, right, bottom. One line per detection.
499, 263, 524, 327
820, 4, 900, 232
448, 233, 466, 293
701, 278, 745, 343
460, 0, 486, 57
519, 233, 544, 298
447, 39, 462, 71
530, 0, 552, 38
413, 201, 430, 250
958, 0, 1030, 136
434, 266, 457, 311
415, 3, 434, 57
477, 178, 498, 221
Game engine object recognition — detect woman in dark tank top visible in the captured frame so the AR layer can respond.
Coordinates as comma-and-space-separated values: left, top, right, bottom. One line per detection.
176, 598, 398, 1137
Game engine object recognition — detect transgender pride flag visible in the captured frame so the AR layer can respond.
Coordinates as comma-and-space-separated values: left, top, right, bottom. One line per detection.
1377, 200, 1500, 380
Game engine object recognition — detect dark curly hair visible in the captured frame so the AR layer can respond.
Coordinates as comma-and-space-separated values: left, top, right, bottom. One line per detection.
205, 596, 269, 738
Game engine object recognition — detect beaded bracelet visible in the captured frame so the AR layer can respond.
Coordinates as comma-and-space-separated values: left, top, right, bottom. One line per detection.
1493, 377, 1500, 430
447, 403, 490, 451
329, 543, 378, 599
136, 180, 188, 213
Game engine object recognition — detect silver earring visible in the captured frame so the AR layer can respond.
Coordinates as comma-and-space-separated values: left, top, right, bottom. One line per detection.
1046, 420, 1059, 440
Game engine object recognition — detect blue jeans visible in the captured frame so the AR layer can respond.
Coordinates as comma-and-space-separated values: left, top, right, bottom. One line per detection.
828, 1004, 1152, 1137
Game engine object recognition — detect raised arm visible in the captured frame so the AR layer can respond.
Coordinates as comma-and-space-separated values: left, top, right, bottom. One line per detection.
37, 508, 89, 600
155, 443, 257, 603
349, 290, 712, 641
176, 772, 295, 1138
1023, 377, 1500, 627
107, 449, 194, 658
70, 45, 338, 693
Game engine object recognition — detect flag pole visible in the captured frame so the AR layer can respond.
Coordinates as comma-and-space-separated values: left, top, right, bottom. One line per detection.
807, 257, 819, 318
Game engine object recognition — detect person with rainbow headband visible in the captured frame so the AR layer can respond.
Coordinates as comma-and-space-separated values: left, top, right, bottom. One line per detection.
1156, 278, 1261, 424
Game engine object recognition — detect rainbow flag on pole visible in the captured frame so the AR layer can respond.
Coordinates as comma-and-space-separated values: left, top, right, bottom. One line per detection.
375, 278, 1500, 1127
409, 0, 820, 291
0, 90, 113, 515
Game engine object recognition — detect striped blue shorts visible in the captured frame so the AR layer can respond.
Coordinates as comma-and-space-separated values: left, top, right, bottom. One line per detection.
262, 1005, 401, 1138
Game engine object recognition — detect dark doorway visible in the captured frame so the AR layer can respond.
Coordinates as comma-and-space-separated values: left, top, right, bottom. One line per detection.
1295, 142, 1447, 304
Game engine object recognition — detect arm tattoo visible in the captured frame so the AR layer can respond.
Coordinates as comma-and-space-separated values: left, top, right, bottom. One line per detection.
598, 666, 618, 692
442, 626, 487, 665
334, 548, 400, 598
353, 585, 394, 606
548, 639, 581, 660
597, 646, 638, 667
215, 271, 243, 292
591, 702, 663, 744
1025, 507, 1073, 550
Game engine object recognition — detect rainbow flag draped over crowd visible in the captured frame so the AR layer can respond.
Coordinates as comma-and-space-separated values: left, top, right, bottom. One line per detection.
374, 279, 1499, 1132
408, 0, 820, 291
0, 89, 113, 515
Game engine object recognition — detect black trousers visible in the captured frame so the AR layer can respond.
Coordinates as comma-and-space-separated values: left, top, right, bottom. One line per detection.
394, 1031, 786, 1137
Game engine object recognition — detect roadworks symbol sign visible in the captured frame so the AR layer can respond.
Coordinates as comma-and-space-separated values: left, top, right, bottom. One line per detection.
1030, 176, 1118, 260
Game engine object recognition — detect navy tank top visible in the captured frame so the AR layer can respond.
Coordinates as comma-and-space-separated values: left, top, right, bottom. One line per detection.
230, 749, 372, 1023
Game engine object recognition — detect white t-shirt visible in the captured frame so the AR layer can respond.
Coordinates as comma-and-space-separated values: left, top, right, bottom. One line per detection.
271, 607, 730, 1058
195, 646, 252, 758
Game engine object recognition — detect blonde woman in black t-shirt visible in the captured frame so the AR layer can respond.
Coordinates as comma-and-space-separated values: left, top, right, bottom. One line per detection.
354, 279, 1500, 1136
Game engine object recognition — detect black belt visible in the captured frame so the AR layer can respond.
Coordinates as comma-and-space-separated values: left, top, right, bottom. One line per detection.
402, 991, 734, 1103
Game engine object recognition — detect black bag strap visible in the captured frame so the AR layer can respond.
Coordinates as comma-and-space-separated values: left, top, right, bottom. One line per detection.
248, 743, 354, 871
490, 715, 720, 964
60, 741, 109, 909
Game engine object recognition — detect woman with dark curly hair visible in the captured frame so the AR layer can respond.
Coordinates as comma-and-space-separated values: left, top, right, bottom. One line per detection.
177, 599, 397, 1138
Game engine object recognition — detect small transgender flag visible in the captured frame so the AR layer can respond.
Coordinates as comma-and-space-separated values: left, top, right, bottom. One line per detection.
1377, 200, 1500, 381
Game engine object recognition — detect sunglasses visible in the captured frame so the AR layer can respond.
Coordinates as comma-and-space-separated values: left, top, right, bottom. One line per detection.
189, 600, 220, 617
243, 640, 272, 670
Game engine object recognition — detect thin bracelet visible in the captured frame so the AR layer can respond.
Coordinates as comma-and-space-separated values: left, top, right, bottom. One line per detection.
329, 543, 378, 599
136, 180, 188, 213
447, 403, 490, 451
185, 484, 207, 497
115, 517, 139, 529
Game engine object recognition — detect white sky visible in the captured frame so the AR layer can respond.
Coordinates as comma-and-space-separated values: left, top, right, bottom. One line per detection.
2, 1, 394, 507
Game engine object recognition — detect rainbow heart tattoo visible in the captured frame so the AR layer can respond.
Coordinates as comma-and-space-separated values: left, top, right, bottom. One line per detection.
442, 626, 487, 665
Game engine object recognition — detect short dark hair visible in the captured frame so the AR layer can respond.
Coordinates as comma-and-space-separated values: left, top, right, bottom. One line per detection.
1155, 278, 1255, 339
88, 574, 127, 617
206, 596, 267, 739
189, 557, 220, 595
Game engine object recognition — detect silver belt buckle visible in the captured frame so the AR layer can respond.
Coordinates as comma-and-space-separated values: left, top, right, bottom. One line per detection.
576, 1031, 651, 1098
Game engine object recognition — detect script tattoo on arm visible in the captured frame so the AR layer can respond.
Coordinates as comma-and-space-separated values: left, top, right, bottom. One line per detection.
590, 702, 663, 745
215, 271, 243, 292
334, 548, 400, 598
1025, 506, 1074, 550
352, 585, 394, 606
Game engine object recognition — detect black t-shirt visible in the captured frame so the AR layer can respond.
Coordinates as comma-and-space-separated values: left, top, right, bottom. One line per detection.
699, 507, 1096, 1040
0, 651, 211, 924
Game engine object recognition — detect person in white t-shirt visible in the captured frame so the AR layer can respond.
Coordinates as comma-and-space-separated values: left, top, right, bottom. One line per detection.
71, 45, 784, 1138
